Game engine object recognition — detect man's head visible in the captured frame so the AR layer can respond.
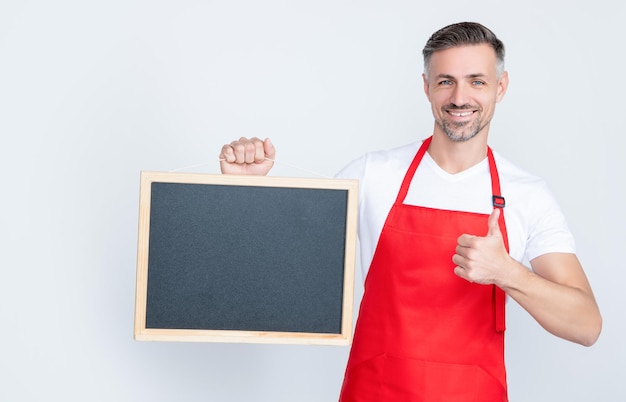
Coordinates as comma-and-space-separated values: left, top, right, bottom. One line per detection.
422, 22, 508, 143
423, 22, 505, 81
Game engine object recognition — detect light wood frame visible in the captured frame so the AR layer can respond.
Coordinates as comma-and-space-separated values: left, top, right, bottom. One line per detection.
134, 171, 358, 345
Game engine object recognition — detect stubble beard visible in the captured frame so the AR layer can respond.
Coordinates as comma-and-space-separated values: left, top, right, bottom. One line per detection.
437, 105, 488, 143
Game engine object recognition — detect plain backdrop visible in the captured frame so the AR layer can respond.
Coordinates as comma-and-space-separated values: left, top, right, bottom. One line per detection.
1, 1, 624, 401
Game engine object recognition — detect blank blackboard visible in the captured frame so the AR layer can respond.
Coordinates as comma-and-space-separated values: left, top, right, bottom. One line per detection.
134, 171, 358, 345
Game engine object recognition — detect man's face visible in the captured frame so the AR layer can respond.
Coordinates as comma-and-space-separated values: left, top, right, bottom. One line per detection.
423, 44, 508, 142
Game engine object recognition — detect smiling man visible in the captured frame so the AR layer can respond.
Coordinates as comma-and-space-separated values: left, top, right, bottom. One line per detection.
219, 22, 602, 402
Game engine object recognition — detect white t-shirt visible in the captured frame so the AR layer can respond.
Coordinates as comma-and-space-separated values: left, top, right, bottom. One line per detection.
336, 140, 576, 281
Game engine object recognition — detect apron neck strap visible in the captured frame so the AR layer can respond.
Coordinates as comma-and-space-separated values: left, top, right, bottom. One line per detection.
396, 136, 505, 215
395, 136, 431, 204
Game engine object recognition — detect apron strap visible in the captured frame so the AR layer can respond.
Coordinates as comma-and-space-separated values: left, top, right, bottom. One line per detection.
487, 147, 508, 333
395, 137, 431, 205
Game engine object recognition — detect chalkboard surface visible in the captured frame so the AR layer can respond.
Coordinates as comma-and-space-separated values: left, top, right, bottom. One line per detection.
134, 172, 358, 344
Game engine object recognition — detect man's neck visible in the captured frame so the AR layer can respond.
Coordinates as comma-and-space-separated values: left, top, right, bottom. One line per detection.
427, 131, 489, 174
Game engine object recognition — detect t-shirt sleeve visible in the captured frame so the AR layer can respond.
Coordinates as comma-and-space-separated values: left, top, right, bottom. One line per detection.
335, 156, 366, 181
525, 181, 577, 261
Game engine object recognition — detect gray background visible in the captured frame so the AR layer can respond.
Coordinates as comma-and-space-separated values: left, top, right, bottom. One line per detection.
1, 1, 623, 401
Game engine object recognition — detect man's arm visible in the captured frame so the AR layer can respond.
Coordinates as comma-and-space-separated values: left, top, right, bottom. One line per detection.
453, 208, 602, 346
503, 252, 601, 346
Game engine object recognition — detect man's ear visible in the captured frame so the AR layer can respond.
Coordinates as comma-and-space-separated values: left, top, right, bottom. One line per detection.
422, 73, 431, 101
496, 71, 509, 103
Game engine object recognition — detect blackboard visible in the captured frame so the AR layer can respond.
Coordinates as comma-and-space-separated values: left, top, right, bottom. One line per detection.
134, 171, 358, 345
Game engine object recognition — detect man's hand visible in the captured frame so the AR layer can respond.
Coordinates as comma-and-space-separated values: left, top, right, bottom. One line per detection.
219, 137, 276, 176
452, 208, 513, 286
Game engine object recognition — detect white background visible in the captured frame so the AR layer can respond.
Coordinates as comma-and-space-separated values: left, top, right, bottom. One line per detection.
1, 1, 624, 401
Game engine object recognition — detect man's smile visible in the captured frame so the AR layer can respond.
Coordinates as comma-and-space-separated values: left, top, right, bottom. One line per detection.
448, 110, 474, 117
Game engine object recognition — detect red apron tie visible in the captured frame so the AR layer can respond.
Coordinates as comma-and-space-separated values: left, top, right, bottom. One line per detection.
487, 147, 509, 333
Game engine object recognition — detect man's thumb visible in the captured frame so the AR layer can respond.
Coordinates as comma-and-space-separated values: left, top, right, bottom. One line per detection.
487, 208, 502, 237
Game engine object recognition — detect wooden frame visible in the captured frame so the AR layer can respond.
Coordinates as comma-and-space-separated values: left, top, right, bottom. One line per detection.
134, 171, 358, 345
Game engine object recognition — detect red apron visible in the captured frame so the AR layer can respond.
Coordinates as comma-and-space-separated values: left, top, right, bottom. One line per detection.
340, 137, 509, 402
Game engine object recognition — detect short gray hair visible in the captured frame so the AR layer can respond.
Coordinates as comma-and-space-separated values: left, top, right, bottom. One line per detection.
422, 22, 505, 79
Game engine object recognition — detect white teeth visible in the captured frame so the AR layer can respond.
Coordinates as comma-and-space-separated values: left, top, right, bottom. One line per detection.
450, 111, 473, 117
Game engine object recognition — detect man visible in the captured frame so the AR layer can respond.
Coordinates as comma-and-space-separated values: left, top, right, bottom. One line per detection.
219, 22, 601, 401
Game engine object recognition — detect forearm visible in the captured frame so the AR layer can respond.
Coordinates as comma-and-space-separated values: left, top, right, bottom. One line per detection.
499, 257, 602, 346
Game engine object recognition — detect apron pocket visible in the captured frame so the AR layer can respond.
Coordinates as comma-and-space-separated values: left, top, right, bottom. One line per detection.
382, 355, 507, 402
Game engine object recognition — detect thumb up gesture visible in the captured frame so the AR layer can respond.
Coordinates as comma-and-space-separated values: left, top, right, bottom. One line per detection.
452, 208, 512, 286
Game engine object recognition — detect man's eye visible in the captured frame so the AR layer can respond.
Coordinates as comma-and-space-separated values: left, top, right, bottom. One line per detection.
473, 80, 485, 86
439, 80, 452, 85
